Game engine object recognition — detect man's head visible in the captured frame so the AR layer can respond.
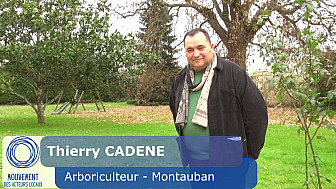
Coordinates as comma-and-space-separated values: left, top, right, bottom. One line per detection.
184, 28, 214, 72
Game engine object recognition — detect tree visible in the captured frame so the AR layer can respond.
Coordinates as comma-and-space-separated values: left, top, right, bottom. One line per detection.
260, 1, 336, 188
138, 0, 176, 68
0, 0, 82, 123
67, 1, 141, 102
158, 0, 336, 71
135, 0, 179, 105
0, 0, 141, 123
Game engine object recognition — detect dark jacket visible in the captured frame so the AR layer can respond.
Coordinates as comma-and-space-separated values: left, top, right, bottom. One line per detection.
169, 56, 268, 159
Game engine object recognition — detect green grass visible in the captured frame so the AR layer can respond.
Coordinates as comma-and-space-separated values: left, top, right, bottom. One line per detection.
0, 103, 335, 188
256, 125, 336, 188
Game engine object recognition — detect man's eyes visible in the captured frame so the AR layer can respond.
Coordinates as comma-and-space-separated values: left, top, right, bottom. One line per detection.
187, 46, 205, 52
198, 46, 205, 50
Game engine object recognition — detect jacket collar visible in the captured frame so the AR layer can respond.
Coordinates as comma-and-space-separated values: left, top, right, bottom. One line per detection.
215, 55, 224, 70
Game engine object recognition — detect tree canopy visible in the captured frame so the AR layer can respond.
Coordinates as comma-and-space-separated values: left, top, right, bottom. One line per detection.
0, 0, 142, 123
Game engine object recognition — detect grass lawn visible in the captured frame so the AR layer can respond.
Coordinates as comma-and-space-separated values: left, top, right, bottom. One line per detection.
0, 103, 335, 188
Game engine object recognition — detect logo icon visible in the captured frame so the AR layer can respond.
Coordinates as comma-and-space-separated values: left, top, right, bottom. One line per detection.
6, 136, 40, 168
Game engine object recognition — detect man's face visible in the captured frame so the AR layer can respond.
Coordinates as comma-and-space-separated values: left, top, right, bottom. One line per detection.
184, 32, 214, 72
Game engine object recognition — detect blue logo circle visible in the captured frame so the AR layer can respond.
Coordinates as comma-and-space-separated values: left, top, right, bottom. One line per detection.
6, 136, 39, 168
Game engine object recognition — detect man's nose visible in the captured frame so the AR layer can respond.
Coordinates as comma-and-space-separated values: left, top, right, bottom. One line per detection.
193, 49, 200, 57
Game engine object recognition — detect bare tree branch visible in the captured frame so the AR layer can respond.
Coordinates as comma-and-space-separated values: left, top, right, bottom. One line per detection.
10, 92, 37, 112
212, 0, 225, 23
215, 40, 223, 49
162, 0, 229, 43
199, 18, 208, 27
111, 2, 147, 18
222, 1, 231, 28
250, 41, 261, 47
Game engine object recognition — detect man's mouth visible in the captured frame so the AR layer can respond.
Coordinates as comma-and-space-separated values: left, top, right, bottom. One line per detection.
192, 57, 204, 61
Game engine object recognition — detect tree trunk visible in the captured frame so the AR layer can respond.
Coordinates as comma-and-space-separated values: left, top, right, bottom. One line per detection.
206, 2, 253, 71
36, 74, 45, 124
226, 41, 248, 71
306, 129, 323, 188
37, 104, 45, 124
223, 4, 252, 71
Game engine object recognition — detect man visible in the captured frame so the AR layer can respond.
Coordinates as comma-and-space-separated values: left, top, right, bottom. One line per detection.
169, 28, 268, 160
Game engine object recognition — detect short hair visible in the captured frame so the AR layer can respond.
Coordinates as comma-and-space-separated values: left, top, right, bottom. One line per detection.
183, 28, 211, 45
